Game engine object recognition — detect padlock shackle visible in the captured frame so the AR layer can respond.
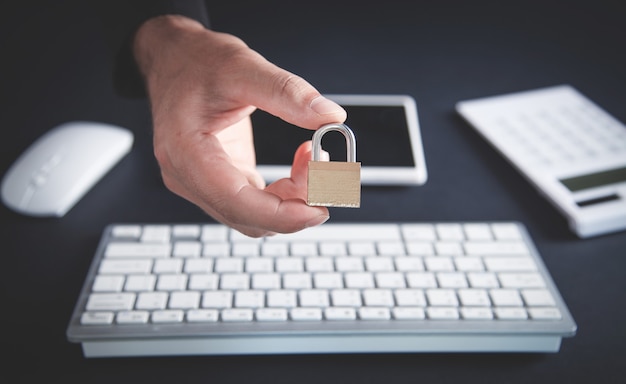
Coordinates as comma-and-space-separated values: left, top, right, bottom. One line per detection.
311, 123, 357, 162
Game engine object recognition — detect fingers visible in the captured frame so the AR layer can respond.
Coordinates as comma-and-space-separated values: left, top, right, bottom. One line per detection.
215, 142, 331, 237
232, 56, 347, 130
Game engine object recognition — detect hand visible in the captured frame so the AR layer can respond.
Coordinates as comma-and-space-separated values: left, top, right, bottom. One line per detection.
133, 15, 346, 237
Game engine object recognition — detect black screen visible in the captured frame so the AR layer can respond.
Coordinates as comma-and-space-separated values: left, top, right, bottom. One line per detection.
251, 105, 415, 166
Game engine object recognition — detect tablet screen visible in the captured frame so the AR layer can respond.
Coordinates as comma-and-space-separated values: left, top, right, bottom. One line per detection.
251, 94, 427, 185
252, 105, 415, 166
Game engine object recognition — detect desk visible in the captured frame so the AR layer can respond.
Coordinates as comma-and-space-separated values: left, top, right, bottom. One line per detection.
1, 1, 624, 382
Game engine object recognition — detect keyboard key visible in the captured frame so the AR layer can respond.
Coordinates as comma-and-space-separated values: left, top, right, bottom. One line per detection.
290, 308, 322, 321
377, 241, 406, 256
234, 290, 265, 308
201, 225, 228, 242
463, 224, 493, 240
363, 289, 394, 306
345, 272, 375, 288
219, 273, 249, 290
283, 273, 313, 289
92, 275, 125, 292
153, 259, 183, 274
172, 225, 201, 239
454, 257, 484, 272
188, 274, 219, 290
116, 310, 149, 324
86, 293, 135, 311
152, 309, 184, 323
436, 224, 465, 240
314, 272, 344, 289
202, 291, 233, 309
401, 224, 436, 241
331, 289, 362, 307
105, 243, 171, 258
494, 307, 528, 320
290, 242, 318, 257
99, 259, 153, 274
359, 307, 391, 320
267, 290, 297, 308
491, 224, 523, 240
169, 291, 201, 309
427, 307, 459, 319
245, 258, 274, 273
460, 307, 493, 320
375, 272, 406, 288
214, 258, 244, 273
325, 307, 357, 320
221, 309, 254, 322
256, 308, 288, 321
467, 272, 500, 288
464, 242, 528, 256
521, 289, 556, 306
111, 225, 142, 239
184, 259, 213, 273
424, 257, 454, 272
173, 241, 202, 258
490, 289, 524, 307
437, 272, 468, 288
124, 274, 156, 292
365, 257, 394, 272
141, 225, 171, 243
498, 273, 546, 288
528, 307, 562, 320
484, 257, 536, 272
275, 258, 304, 272
393, 306, 426, 320
335, 257, 364, 272
81, 311, 114, 325
394, 289, 426, 307
306, 257, 334, 272
187, 309, 219, 322
426, 289, 459, 306
394, 256, 424, 271
136, 292, 168, 310
406, 272, 437, 288
156, 274, 188, 291
300, 289, 330, 307
458, 289, 490, 307
202, 243, 230, 258
251, 273, 281, 289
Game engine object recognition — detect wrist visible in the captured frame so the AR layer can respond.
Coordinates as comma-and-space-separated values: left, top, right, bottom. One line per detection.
133, 15, 206, 79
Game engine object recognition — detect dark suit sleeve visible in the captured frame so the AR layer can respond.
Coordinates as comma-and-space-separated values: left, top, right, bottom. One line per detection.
101, 0, 210, 98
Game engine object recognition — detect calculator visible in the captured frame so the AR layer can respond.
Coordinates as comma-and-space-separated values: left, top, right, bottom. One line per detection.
456, 85, 626, 238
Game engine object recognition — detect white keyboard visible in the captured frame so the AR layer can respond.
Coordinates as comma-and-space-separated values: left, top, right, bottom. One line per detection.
66, 222, 576, 357
456, 85, 626, 238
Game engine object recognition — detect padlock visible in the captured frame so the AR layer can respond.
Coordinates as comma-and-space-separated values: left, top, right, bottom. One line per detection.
307, 123, 361, 208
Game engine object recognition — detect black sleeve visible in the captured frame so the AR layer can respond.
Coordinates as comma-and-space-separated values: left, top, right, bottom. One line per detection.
101, 0, 210, 99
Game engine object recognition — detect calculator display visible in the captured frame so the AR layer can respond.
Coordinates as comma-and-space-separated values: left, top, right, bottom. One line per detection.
559, 166, 626, 192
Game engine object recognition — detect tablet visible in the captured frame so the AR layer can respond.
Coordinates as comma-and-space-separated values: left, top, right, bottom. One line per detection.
252, 94, 428, 185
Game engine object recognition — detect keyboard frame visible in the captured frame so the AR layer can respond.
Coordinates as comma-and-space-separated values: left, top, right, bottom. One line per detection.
66, 222, 577, 357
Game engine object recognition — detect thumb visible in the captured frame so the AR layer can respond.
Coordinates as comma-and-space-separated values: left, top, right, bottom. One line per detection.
239, 60, 347, 129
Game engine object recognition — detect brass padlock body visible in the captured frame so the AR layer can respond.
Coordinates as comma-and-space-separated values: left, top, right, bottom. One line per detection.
307, 161, 361, 207
307, 123, 361, 208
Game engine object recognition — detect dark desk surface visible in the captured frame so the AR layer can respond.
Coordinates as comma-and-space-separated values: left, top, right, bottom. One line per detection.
2, 1, 625, 383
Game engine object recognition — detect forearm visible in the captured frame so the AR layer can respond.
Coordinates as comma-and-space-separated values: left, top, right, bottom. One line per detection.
103, 0, 210, 98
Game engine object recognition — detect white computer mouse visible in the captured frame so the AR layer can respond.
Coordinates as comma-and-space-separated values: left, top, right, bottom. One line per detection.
1, 121, 134, 217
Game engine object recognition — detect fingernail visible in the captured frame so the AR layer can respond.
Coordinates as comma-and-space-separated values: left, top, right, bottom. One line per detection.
310, 96, 343, 115
305, 214, 330, 228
